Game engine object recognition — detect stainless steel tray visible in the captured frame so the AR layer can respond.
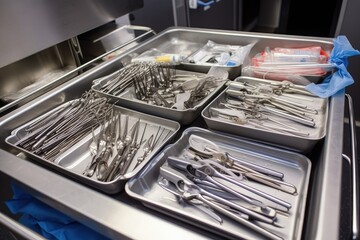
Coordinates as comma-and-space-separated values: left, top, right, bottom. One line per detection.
130, 40, 203, 62
5, 101, 180, 194
201, 76, 328, 153
124, 28, 333, 81
92, 69, 226, 125
0, 27, 344, 240
126, 127, 311, 240
180, 43, 244, 80
130, 38, 242, 80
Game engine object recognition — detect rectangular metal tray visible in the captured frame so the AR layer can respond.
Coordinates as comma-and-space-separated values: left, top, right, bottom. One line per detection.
201, 76, 328, 153
92, 69, 226, 125
5, 101, 180, 194
124, 28, 333, 82
126, 127, 311, 240
130, 38, 242, 80
0, 27, 344, 240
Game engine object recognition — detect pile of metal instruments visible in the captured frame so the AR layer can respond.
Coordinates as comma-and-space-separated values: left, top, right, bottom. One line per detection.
209, 81, 319, 136
82, 110, 171, 182
13, 90, 172, 182
158, 134, 297, 240
97, 62, 225, 110
14, 91, 109, 161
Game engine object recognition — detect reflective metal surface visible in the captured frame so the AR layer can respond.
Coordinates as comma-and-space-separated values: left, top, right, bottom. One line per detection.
303, 90, 345, 240
0, 212, 46, 240
0, 27, 346, 240
126, 127, 311, 240
0, 0, 143, 68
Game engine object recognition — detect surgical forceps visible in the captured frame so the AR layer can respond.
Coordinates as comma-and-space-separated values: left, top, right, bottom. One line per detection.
158, 177, 224, 224
159, 165, 284, 240
118, 119, 143, 175
168, 154, 292, 211
188, 135, 297, 196
210, 107, 310, 137
83, 110, 117, 179
228, 81, 315, 97
134, 125, 172, 169
189, 135, 283, 178
17, 91, 111, 161
167, 156, 277, 217
104, 116, 139, 181
226, 89, 317, 125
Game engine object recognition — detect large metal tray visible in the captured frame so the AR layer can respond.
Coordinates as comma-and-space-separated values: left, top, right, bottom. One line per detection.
5, 102, 180, 194
124, 28, 333, 81
92, 69, 226, 125
201, 76, 328, 153
126, 127, 311, 240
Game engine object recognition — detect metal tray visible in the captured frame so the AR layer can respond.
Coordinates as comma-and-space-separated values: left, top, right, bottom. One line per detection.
92, 69, 226, 125
126, 127, 311, 240
130, 38, 242, 80
201, 76, 328, 153
0, 27, 344, 240
5, 101, 180, 194
124, 28, 333, 81
130, 40, 203, 62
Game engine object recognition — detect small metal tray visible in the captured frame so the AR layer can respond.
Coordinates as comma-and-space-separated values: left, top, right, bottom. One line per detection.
92, 69, 226, 125
130, 39, 242, 80
131, 40, 203, 62
126, 127, 311, 240
6, 102, 180, 194
201, 76, 328, 153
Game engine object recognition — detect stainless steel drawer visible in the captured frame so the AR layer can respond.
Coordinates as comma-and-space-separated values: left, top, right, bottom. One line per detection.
0, 27, 347, 240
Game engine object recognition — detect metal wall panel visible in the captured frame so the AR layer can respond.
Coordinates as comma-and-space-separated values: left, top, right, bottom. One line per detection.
0, 0, 143, 68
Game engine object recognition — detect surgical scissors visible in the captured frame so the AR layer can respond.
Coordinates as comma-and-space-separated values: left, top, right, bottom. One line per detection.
210, 107, 310, 137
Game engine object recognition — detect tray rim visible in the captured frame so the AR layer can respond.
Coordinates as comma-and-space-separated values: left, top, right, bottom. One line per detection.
200, 77, 329, 153
5, 102, 181, 194
91, 69, 227, 124
125, 126, 312, 240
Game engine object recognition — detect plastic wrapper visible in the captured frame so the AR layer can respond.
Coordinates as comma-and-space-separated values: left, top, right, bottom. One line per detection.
242, 45, 334, 85
183, 40, 255, 67
131, 48, 186, 64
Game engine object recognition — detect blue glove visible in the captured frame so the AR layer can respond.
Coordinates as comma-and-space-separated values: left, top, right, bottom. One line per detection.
306, 35, 360, 98
5, 182, 110, 240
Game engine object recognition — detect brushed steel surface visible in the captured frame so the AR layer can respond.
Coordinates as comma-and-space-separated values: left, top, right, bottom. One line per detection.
0, 149, 211, 240
0, 27, 345, 240
202, 76, 328, 153
92, 69, 226, 125
0, 0, 143, 68
303, 90, 345, 240
0, 212, 46, 240
126, 127, 311, 240
344, 94, 359, 240
5, 104, 180, 194
0, 42, 77, 115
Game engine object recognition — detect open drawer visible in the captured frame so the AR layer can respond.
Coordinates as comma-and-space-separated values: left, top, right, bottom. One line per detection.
0, 27, 350, 239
